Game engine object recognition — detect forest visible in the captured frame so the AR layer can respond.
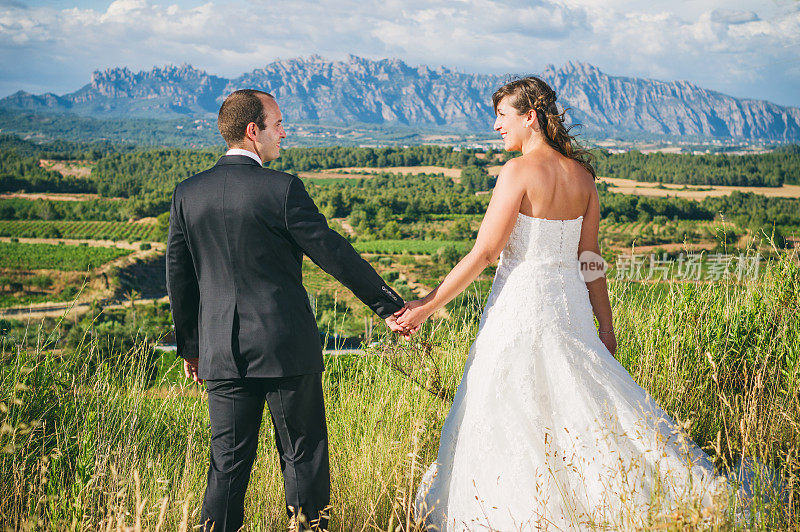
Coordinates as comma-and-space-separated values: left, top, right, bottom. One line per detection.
592, 145, 800, 186
1, 137, 799, 233
268, 144, 486, 171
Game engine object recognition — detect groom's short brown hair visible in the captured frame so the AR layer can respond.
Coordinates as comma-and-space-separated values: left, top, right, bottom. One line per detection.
218, 89, 274, 147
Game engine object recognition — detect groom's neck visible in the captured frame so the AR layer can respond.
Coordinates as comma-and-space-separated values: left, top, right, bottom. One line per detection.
226, 146, 263, 165
229, 141, 261, 158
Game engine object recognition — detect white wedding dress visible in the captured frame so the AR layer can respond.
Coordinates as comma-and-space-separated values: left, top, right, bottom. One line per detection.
415, 213, 723, 531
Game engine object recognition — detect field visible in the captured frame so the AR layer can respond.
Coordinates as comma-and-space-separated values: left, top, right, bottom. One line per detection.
332, 166, 463, 178
0, 220, 161, 242
0, 241, 132, 271
0, 289, 77, 309
300, 166, 463, 183
297, 171, 377, 180
354, 239, 471, 255
599, 176, 800, 199
0, 192, 109, 202
38, 159, 94, 179
300, 177, 363, 187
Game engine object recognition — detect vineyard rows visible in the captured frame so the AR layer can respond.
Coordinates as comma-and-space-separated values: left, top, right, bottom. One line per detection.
0, 220, 160, 242
0, 241, 132, 271
354, 239, 470, 255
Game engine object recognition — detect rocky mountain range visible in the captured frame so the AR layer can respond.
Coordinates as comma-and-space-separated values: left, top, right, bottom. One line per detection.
3, 55, 799, 142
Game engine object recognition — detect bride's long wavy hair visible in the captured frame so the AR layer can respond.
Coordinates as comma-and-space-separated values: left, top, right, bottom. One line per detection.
492, 77, 596, 179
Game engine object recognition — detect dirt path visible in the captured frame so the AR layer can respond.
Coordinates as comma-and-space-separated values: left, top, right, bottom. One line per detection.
0, 296, 170, 321
0, 243, 167, 318
331, 218, 356, 237
385, 259, 451, 320
0, 192, 116, 202
334, 166, 462, 182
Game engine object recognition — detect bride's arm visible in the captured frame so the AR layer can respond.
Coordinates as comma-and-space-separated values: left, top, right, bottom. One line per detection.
395, 161, 525, 328
578, 185, 616, 354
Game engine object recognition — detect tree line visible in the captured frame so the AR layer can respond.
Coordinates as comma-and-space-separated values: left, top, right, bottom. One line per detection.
307, 173, 800, 241
0, 139, 799, 233
0, 150, 95, 194
268, 145, 484, 172
592, 145, 800, 186
2, 137, 800, 196
0, 198, 134, 222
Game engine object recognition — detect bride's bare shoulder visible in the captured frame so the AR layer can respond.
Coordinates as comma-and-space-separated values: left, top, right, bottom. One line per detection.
495, 157, 533, 190
498, 156, 525, 174
498, 155, 548, 181
499, 153, 591, 191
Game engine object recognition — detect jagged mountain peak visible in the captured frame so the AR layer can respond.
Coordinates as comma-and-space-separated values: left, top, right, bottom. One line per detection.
90, 63, 217, 84
559, 60, 602, 75
2, 56, 798, 141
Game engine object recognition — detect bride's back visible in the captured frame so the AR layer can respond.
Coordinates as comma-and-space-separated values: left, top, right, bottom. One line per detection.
514, 147, 595, 221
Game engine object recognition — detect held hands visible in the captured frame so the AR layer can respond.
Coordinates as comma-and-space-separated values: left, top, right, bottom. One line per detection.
384, 299, 433, 339
394, 299, 433, 334
385, 314, 412, 340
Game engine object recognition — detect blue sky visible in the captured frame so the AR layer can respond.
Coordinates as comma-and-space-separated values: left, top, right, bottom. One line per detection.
1, 0, 798, 107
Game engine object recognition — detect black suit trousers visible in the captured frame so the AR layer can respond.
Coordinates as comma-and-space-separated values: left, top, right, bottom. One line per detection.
202, 374, 329, 531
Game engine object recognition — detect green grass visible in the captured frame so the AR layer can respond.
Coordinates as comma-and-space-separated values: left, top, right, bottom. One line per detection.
599, 219, 738, 248
0, 334, 452, 530
1, 252, 798, 529
0, 291, 75, 308
0, 241, 131, 271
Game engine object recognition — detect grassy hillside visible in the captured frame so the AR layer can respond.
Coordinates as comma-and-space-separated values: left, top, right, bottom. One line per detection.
1, 252, 798, 530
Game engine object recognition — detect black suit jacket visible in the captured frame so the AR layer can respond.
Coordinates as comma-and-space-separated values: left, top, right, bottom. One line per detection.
166, 155, 404, 379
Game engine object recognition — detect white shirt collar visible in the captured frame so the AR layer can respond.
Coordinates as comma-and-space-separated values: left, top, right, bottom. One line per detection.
225, 148, 262, 166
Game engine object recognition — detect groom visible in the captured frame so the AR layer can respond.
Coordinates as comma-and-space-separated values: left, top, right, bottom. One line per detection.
166, 89, 408, 531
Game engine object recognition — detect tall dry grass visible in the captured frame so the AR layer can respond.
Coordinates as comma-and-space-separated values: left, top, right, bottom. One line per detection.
0, 250, 798, 530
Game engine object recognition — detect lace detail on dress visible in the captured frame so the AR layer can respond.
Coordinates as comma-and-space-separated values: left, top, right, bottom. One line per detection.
415, 213, 723, 531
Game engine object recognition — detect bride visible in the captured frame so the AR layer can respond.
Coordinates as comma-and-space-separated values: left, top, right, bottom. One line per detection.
394, 77, 723, 530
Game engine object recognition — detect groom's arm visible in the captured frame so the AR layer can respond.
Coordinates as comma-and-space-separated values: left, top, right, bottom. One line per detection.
284, 177, 404, 319
166, 187, 200, 359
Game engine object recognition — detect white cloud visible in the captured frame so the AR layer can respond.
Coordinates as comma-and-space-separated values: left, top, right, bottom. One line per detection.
0, 0, 797, 106
711, 9, 759, 25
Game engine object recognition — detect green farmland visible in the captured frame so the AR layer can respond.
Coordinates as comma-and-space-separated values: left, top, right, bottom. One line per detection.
0, 241, 132, 271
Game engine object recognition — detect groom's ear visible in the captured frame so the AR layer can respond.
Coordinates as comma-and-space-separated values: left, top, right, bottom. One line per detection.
244, 121, 259, 142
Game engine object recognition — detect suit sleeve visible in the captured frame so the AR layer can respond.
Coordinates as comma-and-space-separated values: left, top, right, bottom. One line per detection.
166, 187, 200, 358
284, 177, 404, 319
